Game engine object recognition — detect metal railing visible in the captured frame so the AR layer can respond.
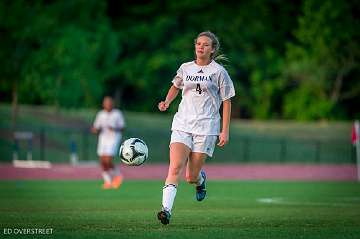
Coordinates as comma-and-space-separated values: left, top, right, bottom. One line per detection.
0, 126, 355, 164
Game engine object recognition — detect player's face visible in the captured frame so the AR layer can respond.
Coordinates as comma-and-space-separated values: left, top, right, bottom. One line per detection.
103, 98, 113, 112
195, 36, 214, 60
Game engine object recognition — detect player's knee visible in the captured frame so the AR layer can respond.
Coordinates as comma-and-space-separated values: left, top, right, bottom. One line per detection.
168, 166, 182, 177
100, 159, 111, 170
100, 161, 107, 170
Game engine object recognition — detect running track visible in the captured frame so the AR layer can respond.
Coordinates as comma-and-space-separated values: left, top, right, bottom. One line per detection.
0, 163, 357, 181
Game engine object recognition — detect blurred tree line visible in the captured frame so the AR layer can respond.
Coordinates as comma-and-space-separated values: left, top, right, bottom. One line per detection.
0, 0, 359, 120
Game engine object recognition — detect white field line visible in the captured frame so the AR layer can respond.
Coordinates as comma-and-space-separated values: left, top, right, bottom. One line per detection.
13, 160, 51, 169
256, 197, 359, 207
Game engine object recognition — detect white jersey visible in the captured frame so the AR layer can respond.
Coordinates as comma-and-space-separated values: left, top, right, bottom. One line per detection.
93, 109, 125, 147
171, 60, 235, 135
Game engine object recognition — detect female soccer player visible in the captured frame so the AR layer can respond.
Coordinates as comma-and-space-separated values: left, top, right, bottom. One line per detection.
91, 96, 125, 189
157, 31, 235, 224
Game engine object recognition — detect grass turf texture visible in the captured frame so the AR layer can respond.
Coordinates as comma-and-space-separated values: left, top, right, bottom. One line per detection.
1, 180, 360, 239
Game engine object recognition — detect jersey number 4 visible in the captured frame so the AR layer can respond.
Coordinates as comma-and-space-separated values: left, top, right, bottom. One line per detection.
196, 84, 202, 94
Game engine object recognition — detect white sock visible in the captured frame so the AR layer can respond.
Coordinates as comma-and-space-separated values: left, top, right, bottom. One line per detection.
162, 184, 177, 213
196, 172, 204, 186
102, 171, 112, 184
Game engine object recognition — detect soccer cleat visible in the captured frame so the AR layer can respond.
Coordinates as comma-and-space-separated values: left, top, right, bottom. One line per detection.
196, 170, 207, 201
112, 175, 123, 189
102, 182, 112, 190
157, 210, 171, 225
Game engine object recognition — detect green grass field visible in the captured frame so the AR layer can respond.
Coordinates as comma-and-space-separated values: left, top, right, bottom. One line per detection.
1, 180, 360, 239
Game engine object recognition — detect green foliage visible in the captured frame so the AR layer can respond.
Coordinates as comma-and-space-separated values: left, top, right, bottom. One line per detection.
20, 24, 118, 107
0, 0, 358, 119
0, 0, 118, 107
283, 0, 360, 120
284, 86, 334, 120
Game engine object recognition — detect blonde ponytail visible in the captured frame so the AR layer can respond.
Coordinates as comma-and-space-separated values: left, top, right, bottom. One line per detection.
214, 54, 229, 63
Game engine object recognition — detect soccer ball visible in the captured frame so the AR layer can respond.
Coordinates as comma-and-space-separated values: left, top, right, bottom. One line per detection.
119, 138, 148, 166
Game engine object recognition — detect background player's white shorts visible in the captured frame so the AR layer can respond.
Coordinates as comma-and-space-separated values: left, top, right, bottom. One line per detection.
170, 130, 217, 157
97, 135, 121, 157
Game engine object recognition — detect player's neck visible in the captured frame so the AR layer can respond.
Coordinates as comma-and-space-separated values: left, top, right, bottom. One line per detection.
195, 58, 211, 66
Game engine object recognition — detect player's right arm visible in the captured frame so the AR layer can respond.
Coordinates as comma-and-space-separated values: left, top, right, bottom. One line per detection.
158, 85, 179, 111
91, 112, 102, 134
91, 127, 100, 134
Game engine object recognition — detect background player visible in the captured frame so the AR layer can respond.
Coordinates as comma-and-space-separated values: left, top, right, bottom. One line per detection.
91, 96, 125, 189
157, 31, 235, 224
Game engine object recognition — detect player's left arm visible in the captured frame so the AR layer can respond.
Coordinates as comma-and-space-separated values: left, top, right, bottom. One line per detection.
218, 99, 231, 147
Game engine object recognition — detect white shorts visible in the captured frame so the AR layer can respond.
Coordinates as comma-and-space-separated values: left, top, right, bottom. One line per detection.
170, 130, 218, 157
97, 134, 121, 157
